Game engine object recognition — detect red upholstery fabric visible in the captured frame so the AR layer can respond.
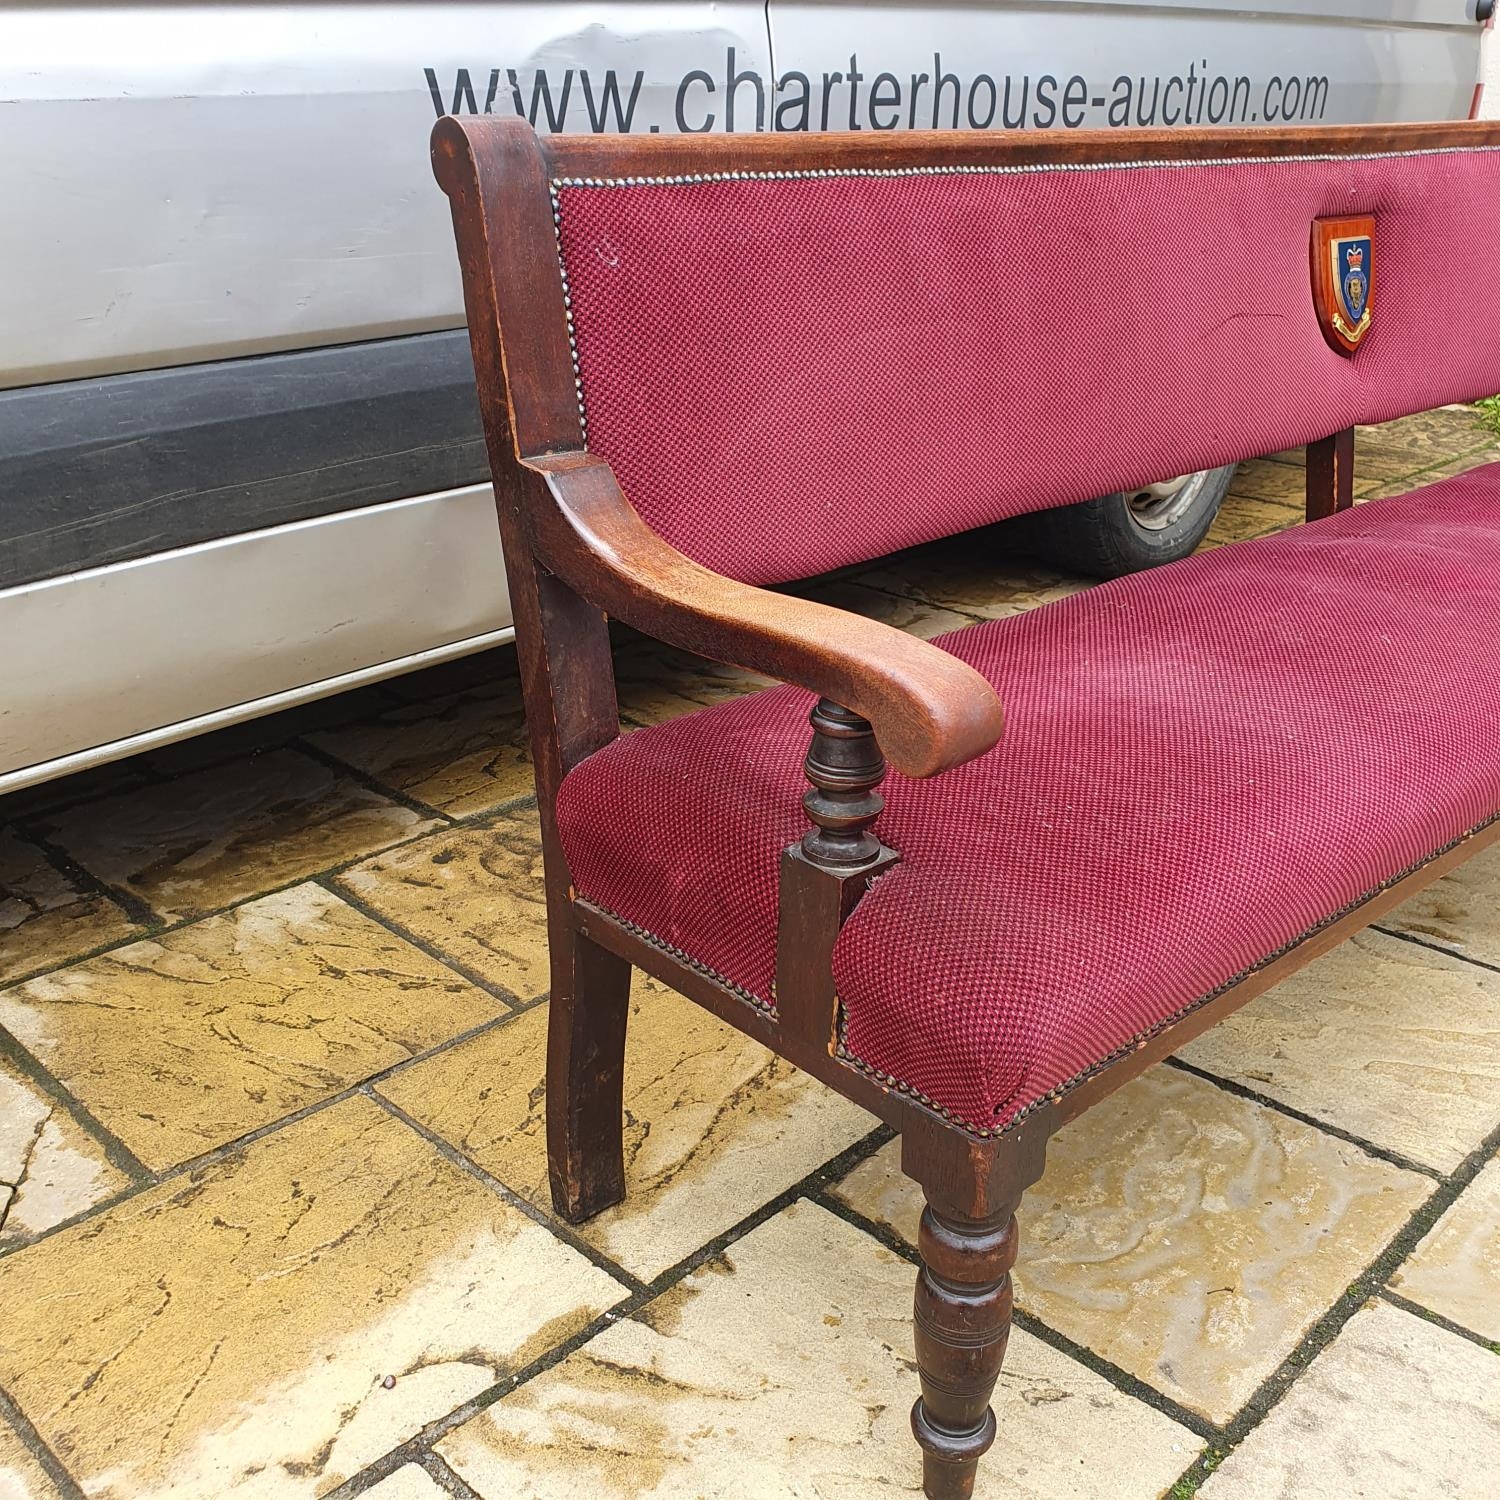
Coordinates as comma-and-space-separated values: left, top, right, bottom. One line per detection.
554, 147, 1500, 586
556, 472, 1500, 1131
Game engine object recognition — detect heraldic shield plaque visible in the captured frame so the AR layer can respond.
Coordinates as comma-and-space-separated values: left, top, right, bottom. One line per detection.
1312, 215, 1375, 355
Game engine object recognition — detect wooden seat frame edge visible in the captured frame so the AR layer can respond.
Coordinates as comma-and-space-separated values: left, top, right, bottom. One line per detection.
432, 114, 1500, 1500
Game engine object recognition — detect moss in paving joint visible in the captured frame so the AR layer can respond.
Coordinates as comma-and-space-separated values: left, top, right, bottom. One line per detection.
1165, 1446, 1228, 1500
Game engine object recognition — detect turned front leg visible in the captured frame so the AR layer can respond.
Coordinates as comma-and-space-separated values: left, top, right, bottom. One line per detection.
911, 1201, 1020, 1499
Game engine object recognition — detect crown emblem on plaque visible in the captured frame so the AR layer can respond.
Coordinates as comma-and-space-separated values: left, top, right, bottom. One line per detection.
1312, 216, 1376, 356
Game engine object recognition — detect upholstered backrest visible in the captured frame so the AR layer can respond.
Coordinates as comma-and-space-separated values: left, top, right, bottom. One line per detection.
549, 139, 1500, 586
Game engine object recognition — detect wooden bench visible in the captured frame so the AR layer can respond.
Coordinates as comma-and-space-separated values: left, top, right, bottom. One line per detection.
433, 116, 1500, 1498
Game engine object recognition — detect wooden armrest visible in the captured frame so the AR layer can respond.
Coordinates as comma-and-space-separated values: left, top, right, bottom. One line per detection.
521, 451, 1004, 778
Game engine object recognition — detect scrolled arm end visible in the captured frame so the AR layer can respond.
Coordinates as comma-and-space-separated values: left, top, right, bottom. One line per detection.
520, 450, 1005, 781
856, 659, 1004, 781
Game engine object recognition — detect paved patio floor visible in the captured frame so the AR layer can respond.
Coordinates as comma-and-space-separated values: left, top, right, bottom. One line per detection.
2, 410, 1499, 1499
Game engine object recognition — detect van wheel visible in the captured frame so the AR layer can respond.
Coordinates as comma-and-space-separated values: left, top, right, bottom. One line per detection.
1028, 465, 1236, 579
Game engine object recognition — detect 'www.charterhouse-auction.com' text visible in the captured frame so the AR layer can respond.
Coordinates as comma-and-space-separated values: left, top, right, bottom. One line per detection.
427, 51, 1333, 133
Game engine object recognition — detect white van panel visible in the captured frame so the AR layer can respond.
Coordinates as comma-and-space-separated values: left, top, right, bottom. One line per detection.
1483, 16, 1500, 114
0, 3, 1479, 390
0, 483, 511, 786
0, 3, 770, 389
770, 3, 1477, 134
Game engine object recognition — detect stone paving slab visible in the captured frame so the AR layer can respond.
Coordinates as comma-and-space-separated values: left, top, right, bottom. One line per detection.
1200, 1300, 1500, 1500
0, 1416, 67, 1500
338, 808, 551, 1004
852, 543, 1088, 621
1197, 495, 1302, 549
308, 679, 535, 817
0, 884, 500, 1171
378, 975, 873, 1282
360, 1465, 451, 1500
438, 1201, 1201, 1499
0, 1055, 127, 1247
0, 1096, 625, 1499
35, 749, 440, 924
0, 827, 141, 986
1217, 461, 1306, 504
787, 576, 978, 639
832, 1066, 1429, 1424
1389, 1158, 1500, 1344
137, 686, 393, 779
1181, 928, 1500, 1173
1381, 839, 1500, 970
612, 633, 777, 729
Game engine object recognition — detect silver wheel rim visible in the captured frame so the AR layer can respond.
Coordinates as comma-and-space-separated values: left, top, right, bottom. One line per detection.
1125, 470, 1210, 533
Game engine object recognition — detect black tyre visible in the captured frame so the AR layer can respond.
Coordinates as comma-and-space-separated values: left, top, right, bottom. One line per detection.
1027, 465, 1236, 579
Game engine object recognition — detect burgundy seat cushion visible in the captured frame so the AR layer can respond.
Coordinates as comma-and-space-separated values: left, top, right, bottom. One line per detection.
555, 471, 1500, 1133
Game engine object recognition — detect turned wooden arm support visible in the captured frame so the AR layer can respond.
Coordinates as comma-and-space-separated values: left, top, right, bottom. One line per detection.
522, 451, 1004, 779
521, 453, 993, 1053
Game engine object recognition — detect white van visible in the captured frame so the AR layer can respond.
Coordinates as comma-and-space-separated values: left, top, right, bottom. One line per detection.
0, 2, 1489, 792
